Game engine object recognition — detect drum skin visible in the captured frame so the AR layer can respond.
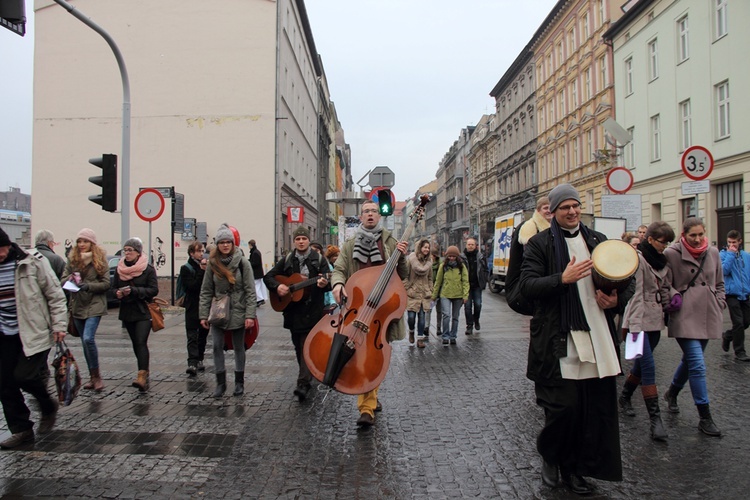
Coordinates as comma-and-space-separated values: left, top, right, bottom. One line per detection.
591, 240, 639, 293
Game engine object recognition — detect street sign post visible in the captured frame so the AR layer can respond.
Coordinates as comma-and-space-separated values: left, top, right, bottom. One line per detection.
606, 167, 634, 194
681, 145, 714, 218
134, 188, 165, 267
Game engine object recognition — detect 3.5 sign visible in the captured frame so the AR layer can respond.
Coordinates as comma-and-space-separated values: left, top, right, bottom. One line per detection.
681, 145, 714, 181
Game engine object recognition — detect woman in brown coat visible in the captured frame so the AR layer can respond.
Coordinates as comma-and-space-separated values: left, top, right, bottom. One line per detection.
663, 217, 726, 437
405, 239, 433, 348
619, 221, 675, 441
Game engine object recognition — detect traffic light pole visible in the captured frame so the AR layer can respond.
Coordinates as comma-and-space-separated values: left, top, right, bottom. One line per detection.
54, 0, 131, 246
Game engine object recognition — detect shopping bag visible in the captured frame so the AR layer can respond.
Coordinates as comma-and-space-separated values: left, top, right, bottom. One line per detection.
223, 319, 259, 351
51, 340, 82, 406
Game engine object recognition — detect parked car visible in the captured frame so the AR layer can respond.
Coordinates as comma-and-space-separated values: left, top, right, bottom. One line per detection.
107, 255, 120, 307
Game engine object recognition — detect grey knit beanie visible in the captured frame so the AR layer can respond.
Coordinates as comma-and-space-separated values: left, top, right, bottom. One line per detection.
124, 237, 143, 255
215, 224, 234, 243
548, 183, 581, 212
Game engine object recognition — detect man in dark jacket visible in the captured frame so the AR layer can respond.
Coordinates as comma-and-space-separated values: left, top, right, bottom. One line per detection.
182, 241, 208, 376
461, 237, 487, 334
519, 184, 629, 495
264, 226, 330, 402
34, 229, 65, 280
248, 240, 267, 306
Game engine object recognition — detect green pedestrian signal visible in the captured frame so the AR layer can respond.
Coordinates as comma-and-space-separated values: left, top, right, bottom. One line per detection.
377, 189, 393, 216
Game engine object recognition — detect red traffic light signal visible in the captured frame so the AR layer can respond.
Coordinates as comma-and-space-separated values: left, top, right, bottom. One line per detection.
89, 154, 117, 212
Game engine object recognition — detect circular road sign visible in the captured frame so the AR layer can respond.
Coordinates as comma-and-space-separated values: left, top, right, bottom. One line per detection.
681, 145, 714, 181
134, 188, 166, 222
606, 167, 634, 194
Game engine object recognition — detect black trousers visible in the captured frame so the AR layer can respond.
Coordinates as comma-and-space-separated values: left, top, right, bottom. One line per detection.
726, 296, 750, 354
290, 329, 312, 387
0, 335, 56, 434
186, 325, 209, 365
123, 320, 151, 371
534, 376, 622, 482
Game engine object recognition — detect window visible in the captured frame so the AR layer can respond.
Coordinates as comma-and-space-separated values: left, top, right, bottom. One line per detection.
539, 103, 546, 130
573, 136, 580, 167
582, 12, 590, 40
598, 0, 606, 27
557, 42, 564, 67
584, 67, 592, 100
562, 144, 568, 172
648, 39, 659, 80
547, 53, 553, 77
716, 81, 730, 138
549, 99, 555, 125
678, 16, 689, 62
679, 99, 691, 151
587, 129, 594, 161
624, 57, 634, 95
571, 80, 578, 109
598, 55, 608, 89
568, 28, 576, 54
650, 114, 661, 161
625, 127, 635, 169
559, 89, 566, 117
715, 0, 728, 39
537, 64, 544, 83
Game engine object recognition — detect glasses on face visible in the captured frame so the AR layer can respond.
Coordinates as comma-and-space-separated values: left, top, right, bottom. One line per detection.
557, 203, 581, 212
362, 209, 379, 215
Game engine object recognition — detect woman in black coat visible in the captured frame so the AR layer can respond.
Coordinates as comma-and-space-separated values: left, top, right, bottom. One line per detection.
181, 241, 208, 376
248, 240, 267, 306
114, 237, 158, 392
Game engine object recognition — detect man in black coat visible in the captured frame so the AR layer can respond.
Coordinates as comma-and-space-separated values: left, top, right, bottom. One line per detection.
519, 184, 630, 495
181, 241, 208, 376
264, 227, 330, 401
461, 237, 488, 334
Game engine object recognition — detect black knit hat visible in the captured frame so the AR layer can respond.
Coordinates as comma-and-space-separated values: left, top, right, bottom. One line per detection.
0, 227, 11, 247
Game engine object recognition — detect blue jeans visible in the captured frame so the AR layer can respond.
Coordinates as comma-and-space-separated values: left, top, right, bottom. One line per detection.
628, 331, 661, 386
441, 298, 463, 340
407, 308, 427, 335
73, 316, 102, 371
671, 338, 709, 405
464, 287, 483, 330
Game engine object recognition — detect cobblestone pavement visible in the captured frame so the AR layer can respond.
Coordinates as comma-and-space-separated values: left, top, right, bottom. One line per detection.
1, 291, 748, 499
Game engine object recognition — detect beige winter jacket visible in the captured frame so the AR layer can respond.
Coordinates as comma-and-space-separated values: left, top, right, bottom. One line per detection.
405, 252, 433, 312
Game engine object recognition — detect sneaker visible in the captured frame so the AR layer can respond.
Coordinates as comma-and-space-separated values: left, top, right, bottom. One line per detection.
722, 332, 731, 353
450, 339, 457, 345
442, 339, 449, 346
735, 352, 750, 362
0, 429, 34, 449
197, 361, 205, 372
474, 320, 480, 331
293, 384, 310, 402
186, 365, 197, 376
465, 329, 473, 335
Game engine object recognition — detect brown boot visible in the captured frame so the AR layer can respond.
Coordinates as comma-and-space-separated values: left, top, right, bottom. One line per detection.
92, 368, 105, 392
83, 368, 102, 390
132, 370, 149, 392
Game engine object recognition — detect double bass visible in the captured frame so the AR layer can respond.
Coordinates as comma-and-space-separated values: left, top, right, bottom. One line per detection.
303, 195, 429, 395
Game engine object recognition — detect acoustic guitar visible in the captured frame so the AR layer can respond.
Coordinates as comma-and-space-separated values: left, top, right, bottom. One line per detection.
269, 273, 331, 312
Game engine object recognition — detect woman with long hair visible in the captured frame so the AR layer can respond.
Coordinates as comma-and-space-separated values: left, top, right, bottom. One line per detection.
113, 237, 158, 392
663, 217, 725, 436
432, 245, 469, 346
406, 239, 433, 348
200, 224, 256, 398
61, 228, 111, 392
619, 221, 675, 441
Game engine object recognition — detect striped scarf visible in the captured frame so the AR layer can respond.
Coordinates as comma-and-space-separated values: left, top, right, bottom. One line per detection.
0, 256, 19, 336
353, 226, 383, 264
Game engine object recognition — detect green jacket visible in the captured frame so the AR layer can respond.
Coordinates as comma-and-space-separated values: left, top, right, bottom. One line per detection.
62, 260, 110, 319
432, 262, 469, 300
13, 246, 67, 356
331, 228, 408, 341
199, 248, 256, 330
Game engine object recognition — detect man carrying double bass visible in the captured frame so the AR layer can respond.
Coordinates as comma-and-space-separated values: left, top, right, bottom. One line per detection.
331, 200, 409, 427
264, 226, 330, 402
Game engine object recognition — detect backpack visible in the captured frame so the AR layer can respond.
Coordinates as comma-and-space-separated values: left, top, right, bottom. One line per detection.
505, 221, 534, 316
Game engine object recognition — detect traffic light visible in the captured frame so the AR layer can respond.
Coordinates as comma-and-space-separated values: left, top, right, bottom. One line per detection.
88, 154, 117, 212
377, 189, 393, 216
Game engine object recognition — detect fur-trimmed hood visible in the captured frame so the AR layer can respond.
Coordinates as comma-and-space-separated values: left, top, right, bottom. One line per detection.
518, 210, 551, 245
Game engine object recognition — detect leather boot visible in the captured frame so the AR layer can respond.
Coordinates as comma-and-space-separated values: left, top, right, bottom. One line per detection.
408, 330, 415, 344
131, 370, 149, 392
663, 384, 681, 413
84, 368, 100, 390
213, 371, 226, 398
643, 389, 668, 441
233, 371, 244, 396
697, 403, 721, 437
619, 373, 639, 417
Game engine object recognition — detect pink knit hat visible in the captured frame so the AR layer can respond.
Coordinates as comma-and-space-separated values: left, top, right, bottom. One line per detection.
76, 228, 98, 245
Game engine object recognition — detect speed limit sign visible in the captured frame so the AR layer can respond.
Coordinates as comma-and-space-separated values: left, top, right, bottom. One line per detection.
681, 145, 714, 181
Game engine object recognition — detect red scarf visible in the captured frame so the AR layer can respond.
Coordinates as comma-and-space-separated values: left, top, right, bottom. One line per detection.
681, 236, 708, 259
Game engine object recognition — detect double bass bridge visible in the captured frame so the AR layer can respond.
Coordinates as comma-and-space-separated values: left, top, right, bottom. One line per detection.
352, 319, 369, 333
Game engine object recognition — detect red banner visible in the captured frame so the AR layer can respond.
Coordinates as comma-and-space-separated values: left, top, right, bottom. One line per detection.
287, 206, 304, 223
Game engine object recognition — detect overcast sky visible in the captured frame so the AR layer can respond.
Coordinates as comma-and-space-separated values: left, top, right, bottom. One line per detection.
0, 0, 558, 200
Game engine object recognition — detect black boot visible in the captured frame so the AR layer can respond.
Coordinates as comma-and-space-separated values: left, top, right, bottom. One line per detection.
644, 395, 668, 441
233, 371, 244, 396
697, 404, 721, 437
619, 374, 639, 417
212, 371, 226, 398
663, 384, 680, 413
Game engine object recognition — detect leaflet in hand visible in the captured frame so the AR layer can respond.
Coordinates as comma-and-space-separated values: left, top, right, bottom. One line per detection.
63, 280, 80, 292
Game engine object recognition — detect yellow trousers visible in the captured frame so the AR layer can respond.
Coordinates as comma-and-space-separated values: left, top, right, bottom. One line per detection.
357, 386, 379, 417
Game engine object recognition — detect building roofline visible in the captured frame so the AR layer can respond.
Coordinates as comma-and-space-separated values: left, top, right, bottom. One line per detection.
490, 44, 533, 97
296, 0, 322, 76
602, 0, 656, 42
